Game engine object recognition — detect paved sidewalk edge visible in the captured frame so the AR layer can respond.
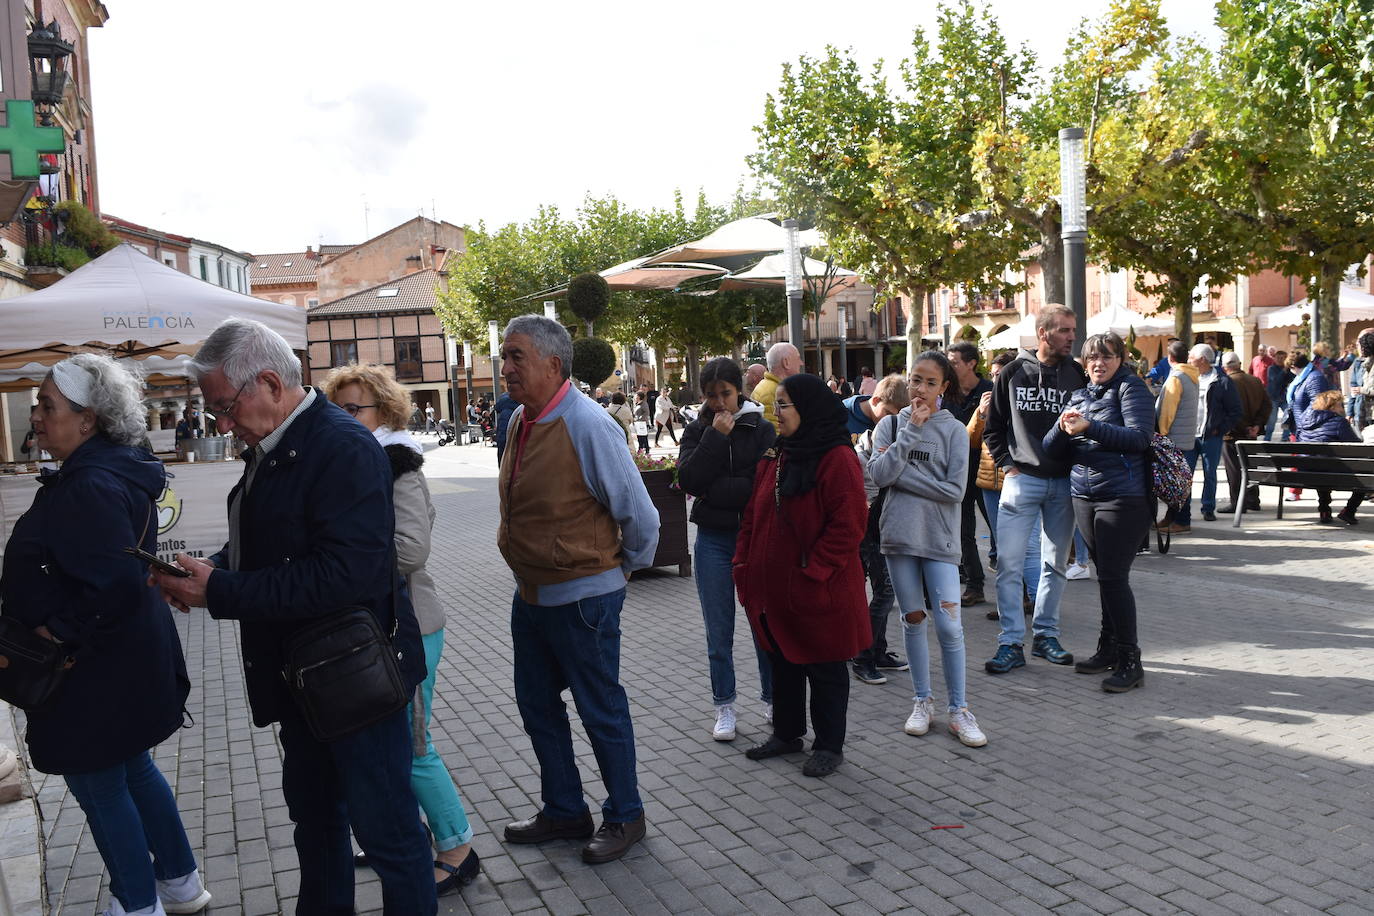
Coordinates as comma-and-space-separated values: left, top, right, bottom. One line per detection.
0, 701, 46, 916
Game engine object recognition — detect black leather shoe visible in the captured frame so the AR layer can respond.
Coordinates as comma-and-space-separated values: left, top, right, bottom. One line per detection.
744, 736, 805, 760
581, 815, 646, 864
1202, 510, 1217, 521
803, 750, 843, 777
435, 849, 480, 895
504, 811, 595, 845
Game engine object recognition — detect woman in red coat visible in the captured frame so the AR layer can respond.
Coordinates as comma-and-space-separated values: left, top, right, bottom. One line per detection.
733, 372, 870, 777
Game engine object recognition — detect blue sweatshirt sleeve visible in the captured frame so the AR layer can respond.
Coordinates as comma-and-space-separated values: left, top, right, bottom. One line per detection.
573, 400, 660, 574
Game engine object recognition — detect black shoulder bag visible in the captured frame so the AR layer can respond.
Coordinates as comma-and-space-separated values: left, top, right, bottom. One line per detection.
282, 553, 408, 742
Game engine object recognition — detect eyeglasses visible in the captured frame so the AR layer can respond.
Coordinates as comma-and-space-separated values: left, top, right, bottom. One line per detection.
340, 403, 376, 417
210, 379, 253, 421
775, 401, 795, 411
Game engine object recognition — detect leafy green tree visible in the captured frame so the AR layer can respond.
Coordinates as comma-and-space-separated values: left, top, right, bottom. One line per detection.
1211, 0, 1374, 346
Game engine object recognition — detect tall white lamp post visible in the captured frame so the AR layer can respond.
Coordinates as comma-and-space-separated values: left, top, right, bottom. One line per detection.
488, 319, 500, 404
783, 218, 805, 367
1059, 127, 1088, 352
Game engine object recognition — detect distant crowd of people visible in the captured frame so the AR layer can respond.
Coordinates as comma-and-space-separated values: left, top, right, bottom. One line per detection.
3, 309, 1370, 915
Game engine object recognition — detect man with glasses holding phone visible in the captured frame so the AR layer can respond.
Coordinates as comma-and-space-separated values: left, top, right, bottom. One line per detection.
153, 318, 435, 915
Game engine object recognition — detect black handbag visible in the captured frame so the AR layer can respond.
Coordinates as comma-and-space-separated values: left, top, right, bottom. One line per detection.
0, 617, 71, 710
281, 560, 408, 742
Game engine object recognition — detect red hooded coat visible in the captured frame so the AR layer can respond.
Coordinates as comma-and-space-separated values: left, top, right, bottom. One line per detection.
732, 444, 871, 664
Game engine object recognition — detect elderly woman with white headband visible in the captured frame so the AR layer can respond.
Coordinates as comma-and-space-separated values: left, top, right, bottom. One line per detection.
0, 354, 209, 916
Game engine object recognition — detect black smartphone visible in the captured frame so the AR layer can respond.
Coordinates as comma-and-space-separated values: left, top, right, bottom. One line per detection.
124, 546, 192, 578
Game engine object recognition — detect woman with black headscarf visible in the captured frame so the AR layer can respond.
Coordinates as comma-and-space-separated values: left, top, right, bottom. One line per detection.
732, 373, 870, 777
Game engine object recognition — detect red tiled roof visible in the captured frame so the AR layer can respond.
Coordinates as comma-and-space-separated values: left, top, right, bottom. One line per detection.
308, 269, 441, 317
252, 252, 319, 285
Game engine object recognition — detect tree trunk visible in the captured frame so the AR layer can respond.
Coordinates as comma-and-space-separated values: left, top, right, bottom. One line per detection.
685, 343, 701, 399
1168, 276, 1194, 343
1040, 233, 1065, 307
654, 347, 666, 391
906, 286, 926, 373
585, 320, 595, 338
1313, 262, 1343, 349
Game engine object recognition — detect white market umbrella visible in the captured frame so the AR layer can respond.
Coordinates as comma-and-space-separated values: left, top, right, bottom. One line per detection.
641, 214, 826, 267
1257, 287, 1374, 329
982, 314, 1038, 350
717, 253, 859, 292
597, 256, 729, 291
1087, 303, 1176, 337
0, 244, 307, 369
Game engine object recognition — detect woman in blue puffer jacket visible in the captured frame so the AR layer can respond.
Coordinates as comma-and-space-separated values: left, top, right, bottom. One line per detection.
1044, 332, 1154, 693
1297, 389, 1365, 525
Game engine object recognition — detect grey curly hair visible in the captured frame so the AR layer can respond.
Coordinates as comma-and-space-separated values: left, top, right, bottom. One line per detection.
46, 353, 149, 446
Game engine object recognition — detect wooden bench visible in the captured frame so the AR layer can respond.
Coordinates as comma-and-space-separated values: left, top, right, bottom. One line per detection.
1233, 440, 1374, 527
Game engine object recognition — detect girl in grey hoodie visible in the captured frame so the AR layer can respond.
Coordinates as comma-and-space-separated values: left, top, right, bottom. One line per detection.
869, 351, 988, 748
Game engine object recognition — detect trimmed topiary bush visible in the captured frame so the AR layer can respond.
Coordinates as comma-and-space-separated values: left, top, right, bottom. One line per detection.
567, 272, 611, 336
572, 336, 616, 388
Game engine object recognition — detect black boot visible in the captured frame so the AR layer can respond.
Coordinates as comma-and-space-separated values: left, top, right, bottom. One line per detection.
1074, 631, 1116, 674
1102, 645, 1144, 693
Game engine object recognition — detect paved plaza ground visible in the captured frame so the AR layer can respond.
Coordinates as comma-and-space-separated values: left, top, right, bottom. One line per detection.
18, 437, 1374, 914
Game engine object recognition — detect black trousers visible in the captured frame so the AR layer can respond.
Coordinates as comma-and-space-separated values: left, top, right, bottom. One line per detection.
1317, 490, 1366, 514
958, 475, 992, 589
1221, 437, 1261, 508
1073, 495, 1149, 649
768, 652, 849, 754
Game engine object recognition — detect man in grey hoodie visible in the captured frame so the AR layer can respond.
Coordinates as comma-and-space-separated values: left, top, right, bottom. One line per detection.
981, 305, 1088, 674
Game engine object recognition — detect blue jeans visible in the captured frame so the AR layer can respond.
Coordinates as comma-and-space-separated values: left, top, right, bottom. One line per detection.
512, 588, 642, 823
885, 555, 967, 710
1073, 527, 1089, 566
694, 527, 772, 705
993, 473, 1074, 646
1177, 435, 1223, 524
64, 751, 198, 912
981, 488, 1041, 600
411, 629, 472, 851
1263, 402, 1280, 440
279, 704, 436, 915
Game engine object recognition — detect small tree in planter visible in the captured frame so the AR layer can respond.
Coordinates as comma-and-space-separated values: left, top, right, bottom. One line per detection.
572, 337, 616, 390
567, 272, 610, 337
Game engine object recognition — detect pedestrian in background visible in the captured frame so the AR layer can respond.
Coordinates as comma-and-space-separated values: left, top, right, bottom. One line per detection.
2, 354, 208, 916
869, 351, 988, 747
654, 386, 679, 446
1043, 332, 1153, 693
322, 363, 482, 896
496, 315, 659, 864
677, 357, 776, 741
1220, 351, 1271, 515
1264, 349, 1291, 441
606, 391, 635, 449
734, 373, 869, 778
1187, 344, 1241, 523
942, 341, 995, 608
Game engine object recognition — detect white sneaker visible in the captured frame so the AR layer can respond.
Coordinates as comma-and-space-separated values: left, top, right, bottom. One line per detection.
904, 697, 935, 736
101, 898, 168, 916
1066, 563, 1091, 580
948, 707, 988, 747
712, 704, 737, 741
157, 868, 211, 914
764, 701, 773, 725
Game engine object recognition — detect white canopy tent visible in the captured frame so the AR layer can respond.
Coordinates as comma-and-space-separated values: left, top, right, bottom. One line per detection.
641, 214, 826, 267
717, 253, 859, 292
595, 256, 729, 291
983, 314, 1038, 350
0, 244, 307, 373
0, 355, 194, 391
1086, 303, 1176, 337
1257, 287, 1374, 329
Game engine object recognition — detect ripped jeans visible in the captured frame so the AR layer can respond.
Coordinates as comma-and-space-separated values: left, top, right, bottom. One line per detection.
884, 555, 966, 711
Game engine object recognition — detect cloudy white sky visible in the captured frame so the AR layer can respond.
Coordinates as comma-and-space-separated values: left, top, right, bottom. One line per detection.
88, 0, 1220, 256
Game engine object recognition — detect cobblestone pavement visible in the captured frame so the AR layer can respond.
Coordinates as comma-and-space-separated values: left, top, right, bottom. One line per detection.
27, 440, 1374, 914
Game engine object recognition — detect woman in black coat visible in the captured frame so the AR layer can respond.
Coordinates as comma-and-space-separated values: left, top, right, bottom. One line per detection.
676, 357, 776, 742
0, 355, 207, 915
1043, 332, 1153, 694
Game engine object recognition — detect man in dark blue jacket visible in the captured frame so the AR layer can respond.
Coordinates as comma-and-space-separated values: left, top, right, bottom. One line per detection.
1187, 344, 1242, 523
156, 318, 435, 916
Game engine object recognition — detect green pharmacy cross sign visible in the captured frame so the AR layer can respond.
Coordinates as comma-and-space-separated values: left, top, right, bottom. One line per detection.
0, 100, 65, 180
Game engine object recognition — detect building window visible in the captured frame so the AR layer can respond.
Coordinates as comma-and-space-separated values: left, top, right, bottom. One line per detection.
307, 298, 319, 308
162, 255, 176, 269
217, 261, 225, 287
330, 340, 358, 367
395, 337, 422, 379
199, 256, 208, 280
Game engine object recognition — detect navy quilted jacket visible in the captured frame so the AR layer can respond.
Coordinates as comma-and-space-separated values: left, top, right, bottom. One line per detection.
1043, 366, 1154, 501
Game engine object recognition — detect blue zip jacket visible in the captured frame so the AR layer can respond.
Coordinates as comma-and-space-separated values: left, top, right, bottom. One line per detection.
1296, 408, 1359, 443
1043, 366, 1153, 501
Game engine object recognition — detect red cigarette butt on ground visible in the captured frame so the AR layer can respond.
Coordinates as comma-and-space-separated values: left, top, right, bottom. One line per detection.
931, 824, 964, 830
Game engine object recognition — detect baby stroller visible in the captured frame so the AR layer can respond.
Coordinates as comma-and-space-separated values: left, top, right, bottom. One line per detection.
436, 419, 456, 446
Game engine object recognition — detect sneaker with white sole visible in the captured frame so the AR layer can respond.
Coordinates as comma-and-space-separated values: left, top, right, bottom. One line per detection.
712, 704, 737, 741
904, 697, 935, 736
948, 707, 988, 747
158, 868, 211, 914
1066, 563, 1091, 580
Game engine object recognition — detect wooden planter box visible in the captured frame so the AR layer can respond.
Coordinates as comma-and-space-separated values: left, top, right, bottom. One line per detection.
640, 469, 691, 576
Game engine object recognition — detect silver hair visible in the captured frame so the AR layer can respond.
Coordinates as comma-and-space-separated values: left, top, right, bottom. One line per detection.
46, 353, 149, 446
504, 314, 572, 381
189, 318, 302, 388
766, 342, 798, 373
1221, 350, 1242, 368
1188, 343, 1215, 365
